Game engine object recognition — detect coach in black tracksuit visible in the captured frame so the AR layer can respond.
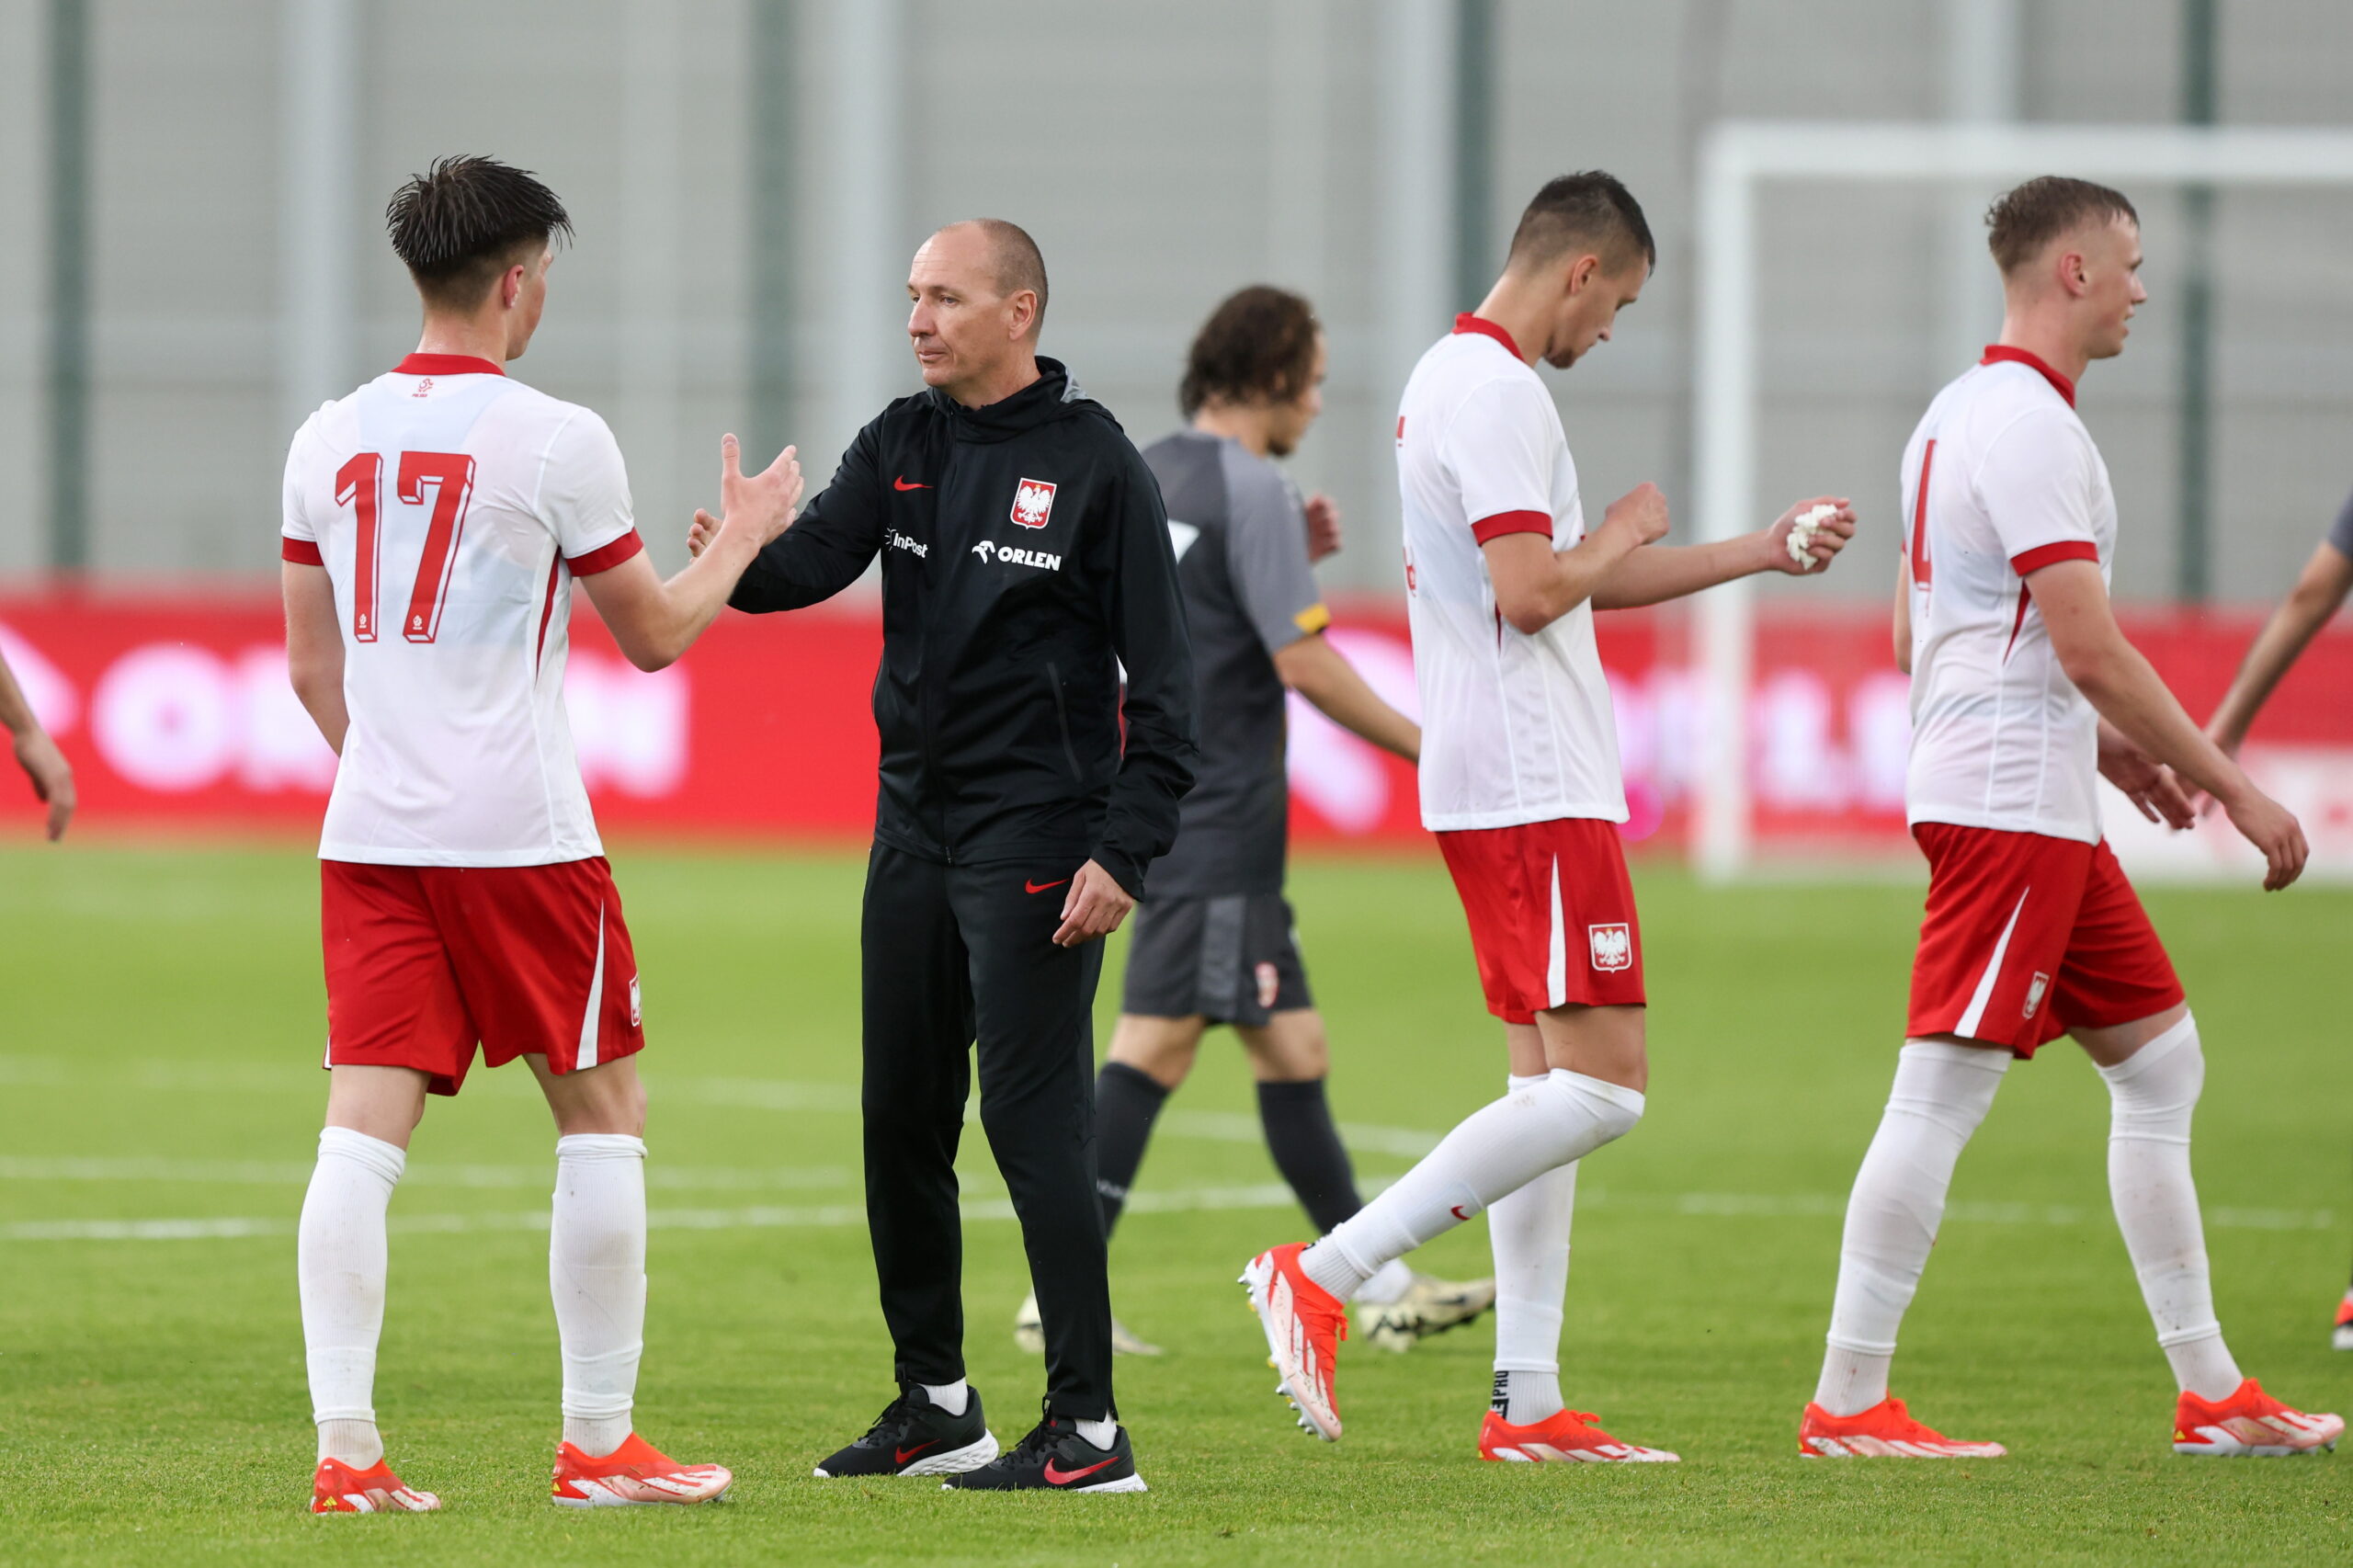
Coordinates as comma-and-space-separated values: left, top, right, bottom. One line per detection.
720, 221, 1193, 1487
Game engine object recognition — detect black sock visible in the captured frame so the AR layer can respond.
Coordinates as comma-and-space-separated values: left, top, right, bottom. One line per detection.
1256, 1077, 1364, 1234
1093, 1062, 1169, 1238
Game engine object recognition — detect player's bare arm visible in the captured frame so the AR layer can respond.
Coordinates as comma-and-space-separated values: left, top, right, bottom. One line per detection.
1592, 494, 1856, 609
283, 562, 349, 756
0, 646, 74, 840
2031, 557, 2307, 888
1272, 633, 1419, 762
2205, 537, 2353, 756
1482, 481, 1667, 634
585, 435, 802, 671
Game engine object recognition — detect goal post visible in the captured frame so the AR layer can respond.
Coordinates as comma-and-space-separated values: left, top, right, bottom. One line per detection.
1690, 119, 2353, 882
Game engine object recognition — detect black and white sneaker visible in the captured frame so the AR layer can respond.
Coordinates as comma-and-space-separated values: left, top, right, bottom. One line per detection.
813, 1386, 998, 1478
942, 1407, 1145, 1494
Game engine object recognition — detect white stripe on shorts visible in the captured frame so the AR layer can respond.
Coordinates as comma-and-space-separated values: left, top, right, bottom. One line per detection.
1545, 855, 1567, 1009
575, 903, 607, 1070
1954, 888, 2029, 1038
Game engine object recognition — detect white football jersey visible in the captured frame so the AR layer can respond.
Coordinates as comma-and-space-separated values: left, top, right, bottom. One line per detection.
1396, 315, 1627, 832
1900, 347, 2115, 846
280, 354, 644, 867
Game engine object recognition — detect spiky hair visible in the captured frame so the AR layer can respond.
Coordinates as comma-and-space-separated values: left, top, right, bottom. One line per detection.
385, 155, 573, 308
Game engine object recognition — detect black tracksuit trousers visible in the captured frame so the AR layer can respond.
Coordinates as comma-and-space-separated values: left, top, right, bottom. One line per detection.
860, 842, 1114, 1419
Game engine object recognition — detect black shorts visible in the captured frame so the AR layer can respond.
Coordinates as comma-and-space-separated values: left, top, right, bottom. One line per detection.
1120, 892, 1313, 1027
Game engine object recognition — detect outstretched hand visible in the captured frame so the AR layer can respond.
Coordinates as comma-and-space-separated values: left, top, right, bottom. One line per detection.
688, 435, 801, 558
1765, 496, 1857, 575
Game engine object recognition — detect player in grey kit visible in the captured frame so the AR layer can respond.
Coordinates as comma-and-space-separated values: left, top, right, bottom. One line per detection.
1013, 287, 1493, 1355
2199, 488, 2353, 1347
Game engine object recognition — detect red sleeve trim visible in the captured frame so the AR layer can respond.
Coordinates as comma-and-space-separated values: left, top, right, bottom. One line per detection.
280, 538, 324, 566
566, 529, 645, 576
2010, 540, 2098, 576
1471, 509, 1553, 544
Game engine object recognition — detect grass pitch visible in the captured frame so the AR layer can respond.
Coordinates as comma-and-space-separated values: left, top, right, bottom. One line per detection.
0, 842, 2347, 1566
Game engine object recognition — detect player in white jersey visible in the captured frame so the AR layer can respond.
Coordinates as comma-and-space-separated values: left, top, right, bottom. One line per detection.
1243, 172, 1857, 1461
281, 157, 802, 1513
1801, 176, 2339, 1460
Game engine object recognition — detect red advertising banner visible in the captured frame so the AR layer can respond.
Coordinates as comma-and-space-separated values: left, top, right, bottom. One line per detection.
3, 590, 2349, 872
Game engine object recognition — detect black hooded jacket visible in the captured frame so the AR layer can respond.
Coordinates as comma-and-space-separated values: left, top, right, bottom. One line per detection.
730, 359, 1198, 896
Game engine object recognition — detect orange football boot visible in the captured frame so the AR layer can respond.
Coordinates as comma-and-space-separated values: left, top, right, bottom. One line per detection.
551, 1432, 733, 1506
1800, 1396, 2006, 1458
310, 1457, 441, 1513
1479, 1408, 1678, 1462
2173, 1380, 2342, 1457
1240, 1242, 1347, 1441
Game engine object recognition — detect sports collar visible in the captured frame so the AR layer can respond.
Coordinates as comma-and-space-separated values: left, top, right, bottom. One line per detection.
1980, 345, 2074, 407
394, 353, 506, 378
1453, 313, 1523, 360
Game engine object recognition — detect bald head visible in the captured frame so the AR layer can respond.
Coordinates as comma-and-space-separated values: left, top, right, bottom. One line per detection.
937, 219, 1049, 340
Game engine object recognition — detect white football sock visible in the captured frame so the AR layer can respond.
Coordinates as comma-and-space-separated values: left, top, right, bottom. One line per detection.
1074, 1415, 1118, 1448
1352, 1258, 1415, 1306
920, 1380, 969, 1417
1815, 1040, 2008, 1416
299, 1126, 405, 1467
2098, 1015, 2243, 1401
1302, 1070, 1642, 1301
551, 1133, 648, 1458
1489, 1073, 1576, 1426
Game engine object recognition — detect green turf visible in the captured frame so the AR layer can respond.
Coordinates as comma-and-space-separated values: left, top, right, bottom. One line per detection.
0, 842, 2347, 1566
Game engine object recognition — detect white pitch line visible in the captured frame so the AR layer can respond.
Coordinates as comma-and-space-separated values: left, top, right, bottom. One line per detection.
0, 1156, 850, 1191
6, 1182, 2331, 1244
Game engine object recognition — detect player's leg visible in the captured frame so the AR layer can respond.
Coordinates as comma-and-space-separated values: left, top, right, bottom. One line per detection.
1234, 899, 1497, 1348
439, 858, 727, 1504
2058, 845, 2340, 1455
2338, 1244, 2353, 1351
817, 845, 999, 1480
1243, 822, 1645, 1442
949, 861, 1144, 1493
302, 860, 464, 1514
1802, 825, 2063, 1460
1475, 1001, 1674, 1462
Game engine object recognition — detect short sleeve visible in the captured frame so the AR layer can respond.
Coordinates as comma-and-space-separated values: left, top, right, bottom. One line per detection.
1443, 377, 1558, 544
539, 409, 644, 575
1219, 448, 1328, 653
1974, 411, 2100, 574
2327, 487, 2353, 562
279, 419, 324, 565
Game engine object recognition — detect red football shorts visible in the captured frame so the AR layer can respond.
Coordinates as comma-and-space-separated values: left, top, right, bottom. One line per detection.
1907, 824, 2183, 1057
320, 857, 644, 1096
1437, 817, 1644, 1023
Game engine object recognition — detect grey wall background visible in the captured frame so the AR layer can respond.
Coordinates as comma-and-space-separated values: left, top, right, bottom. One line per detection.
5, 0, 2352, 604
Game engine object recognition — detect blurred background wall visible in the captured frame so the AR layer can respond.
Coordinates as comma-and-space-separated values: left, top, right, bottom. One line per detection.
4, 0, 2352, 604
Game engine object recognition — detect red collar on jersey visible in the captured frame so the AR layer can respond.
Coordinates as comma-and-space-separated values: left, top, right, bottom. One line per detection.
1979, 345, 2074, 407
1453, 312, 1523, 359
394, 353, 506, 378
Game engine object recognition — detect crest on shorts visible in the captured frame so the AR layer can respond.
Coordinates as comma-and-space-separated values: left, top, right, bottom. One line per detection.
1256, 961, 1281, 1011
2023, 971, 2049, 1020
629, 975, 642, 1028
1588, 923, 1632, 973
1011, 477, 1057, 529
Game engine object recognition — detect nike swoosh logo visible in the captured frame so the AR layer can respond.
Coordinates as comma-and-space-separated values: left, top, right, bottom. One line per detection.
894, 1440, 936, 1464
1025, 878, 1070, 894
893, 476, 930, 491
1042, 1456, 1118, 1485
1450, 1204, 1472, 1221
